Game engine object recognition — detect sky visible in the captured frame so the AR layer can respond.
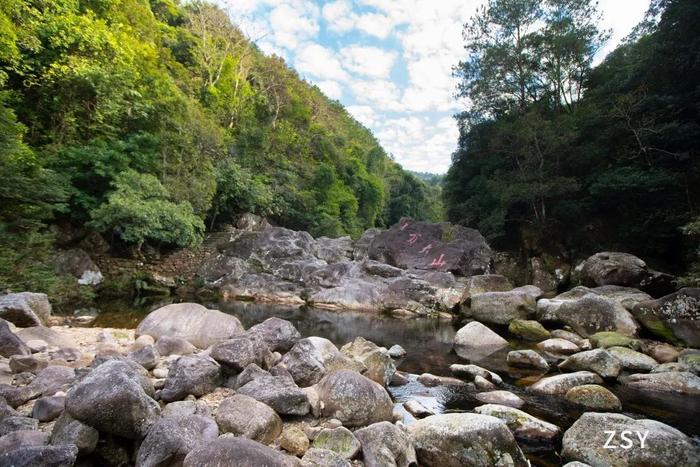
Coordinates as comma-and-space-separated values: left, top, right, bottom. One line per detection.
216, 0, 650, 174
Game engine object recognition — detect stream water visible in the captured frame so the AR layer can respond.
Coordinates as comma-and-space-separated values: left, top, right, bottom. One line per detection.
71, 298, 700, 466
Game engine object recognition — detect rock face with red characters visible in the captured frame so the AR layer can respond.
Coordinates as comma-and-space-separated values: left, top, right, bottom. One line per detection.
197, 218, 494, 315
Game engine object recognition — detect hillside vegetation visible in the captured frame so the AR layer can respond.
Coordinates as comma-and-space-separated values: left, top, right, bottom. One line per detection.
0, 0, 439, 294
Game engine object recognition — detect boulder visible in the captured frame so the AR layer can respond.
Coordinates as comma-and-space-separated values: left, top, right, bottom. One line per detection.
475, 390, 525, 408
387, 344, 406, 358
341, 337, 396, 386
473, 404, 560, 443
128, 345, 159, 371
316, 370, 393, 427
537, 338, 580, 355
0, 416, 38, 435
161, 400, 210, 419
280, 426, 309, 457
16, 327, 74, 348
579, 252, 649, 288
417, 373, 466, 387
154, 336, 196, 356
354, 421, 417, 467
562, 412, 700, 466
565, 384, 621, 411
280, 338, 360, 388
210, 335, 273, 373
301, 448, 350, 467
136, 303, 244, 348
30, 365, 75, 396
528, 371, 603, 395
52, 248, 103, 285
312, 426, 361, 459
136, 414, 219, 467
0, 384, 41, 408
9, 354, 48, 374
453, 321, 508, 354
237, 375, 310, 416
607, 346, 658, 372
246, 317, 301, 352
50, 412, 99, 455
589, 331, 643, 350
0, 430, 49, 455
232, 363, 270, 389
215, 394, 282, 444
160, 355, 222, 402
32, 395, 65, 422
183, 437, 301, 467
460, 274, 513, 300
537, 293, 639, 337
0, 445, 78, 467
506, 350, 549, 371
0, 293, 51, 327
508, 319, 551, 341
679, 350, 700, 375
409, 413, 528, 467
65, 360, 160, 439
403, 400, 435, 418
646, 341, 680, 364
0, 319, 30, 358
465, 286, 541, 325
632, 288, 700, 347
559, 349, 622, 379
623, 371, 700, 395
551, 329, 587, 347
449, 364, 502, 384
368, 218, 494, 275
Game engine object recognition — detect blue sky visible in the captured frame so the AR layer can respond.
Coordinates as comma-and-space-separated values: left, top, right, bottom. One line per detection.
218, 0, 650, 174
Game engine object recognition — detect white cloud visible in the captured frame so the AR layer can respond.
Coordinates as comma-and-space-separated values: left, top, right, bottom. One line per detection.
349, 79, 403, 111
296, 43, 348, 81
268, 3, 319, 49
322, 0, 356, 33
346, 105, 377, 127
354, 12, 394, 39
340, 45, 396, 78
316, 80, 343, 100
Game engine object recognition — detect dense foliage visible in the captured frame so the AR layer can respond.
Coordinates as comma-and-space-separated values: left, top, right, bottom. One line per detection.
0, 0, 439, 293
445, 0, 699, 273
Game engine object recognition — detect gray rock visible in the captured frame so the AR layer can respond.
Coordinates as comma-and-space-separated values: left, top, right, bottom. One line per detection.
508, 319, 551, 341
475, 390, 525, 408
160, 355, 222, 402
562, 412, 700, 466
607, 346, 658, 372
246, 317, 301, 352
537, 293, 639, 337
280, 426, 309, 457
0, 293, 51, 327
506, 350, 549, 371
32, 395, 65, 422
312, 426, 360, 459
679, 349, 700, 375
9, 354, 48, 374
136, 303, 244, 348
537, 338, 581, 355
651, 362, 689, 373
161, 400, 210, 418
49, 347, 81, 362
0, 384, 41, 408
183, 437, 301, 467
237, 375, 310, 416
409, 413, 528, 467
564, 384, 621, 411
233, 363, 270, 389
316, 370, 393, 427
302, 448, 350, 467
53, 248, 103, 285
465, 286, 541, 325
460, 274, 513, 299
128, 345, 159, 371
417, 373, 466, 387
0, 430, 49, 455
0, 319, 30, 358
559, 349, 622, 378
341, 336, 396, 386
623, 371, 700, 395
154, 336, 196, 356
50, 411, 99, 455
210, 335, 273, 373
528, 371, 603, 395
551, 329, 587, 347
65, 359, 160, 439
354, 421, 417, 467
0, 397, 19, 420
136, 414, 219, 467
474, 404, 560, 443
453, 321, 508, 354
632, 288, 700, 347
579, 252, 650, 288
403, 400, 435, 418
215, 394, 282, 444
280, 337, 360, 388
30, 366, 75, 396
0, 444, 78, 467
0, 416, 38, 436
387, 345, 406, 358
17, 327, 73, 349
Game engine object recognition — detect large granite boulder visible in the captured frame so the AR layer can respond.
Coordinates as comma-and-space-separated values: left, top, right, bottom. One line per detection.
368, 218, 494, 275
562, 412, 700, 466
354, 421, 416, 467
453, 321, 509, 361
160, 355, 222, 402
559, 349, 622, 379
623, 371, 700, 395
341, 337, 396, 386
136, 303, 244, 348
409, 413, 528, 467
183, 437, 301, 467
528, 371, 603, 395
311, 427, 360, 460
210, 335, 273, 373
463, 286, 542, 325
579, 252, 649, 288
473, 404, 560, 443
215, 394, 282, 444
632, 288, 700, 347
316, 370, 393, 427
136, 414, 218, 467
0, 293, 51, 327
237, 375, 310, 416
565, 384, 621, 411
65, 360, 160, 439
246, 317, 301, 353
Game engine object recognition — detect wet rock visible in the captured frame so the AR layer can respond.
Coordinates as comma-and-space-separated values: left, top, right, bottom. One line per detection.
49, 412, 99, 455
128, 345, 159, 371
388, 345, 406, 358
215, 394, 282, 444
565, 384, 621, 411
558, 349, 622, 379
0, 430, 49, 454
154, 336, 196, 356
506, 350, 549, 371
9, 354, 48, 374
316, 370, 393, 427
136, 414, 219, 467
589, 331, 643, 350
465, 286, 541, 325
65, 359, 160, 439
508, 319, 550, 341
537, 338, 581, 355
211, 335, 273, 373
632, 288, 700, 347
280, 426, 309, 457
312, 426, 361, 459
136, 303, 244, 348
0, 293, 51, 327
301, 448, 350, 467
562, 412, 700, 466
417, 373, 466, 387
0, 445, 78, 467
537, 293, 639, 337
237, 375, 310, 416
341, 337, 396, 386
453, 321, 508, 354
160, 355, 222, 402
0, 416, 38, 435
607, 346, 658, 372
474, 404, 560, 443
246, 317, 301, 352
355, 421, 417, 467
409, 413, 528, 467
623, 371, 700, 395
528, 371, 603, 395
183, 437, 301, 467
0, 320, 30, 358
475, 390, 525, 408
32, 395, 65, 422
403, 400, 435, 418
450, 364, 502, 384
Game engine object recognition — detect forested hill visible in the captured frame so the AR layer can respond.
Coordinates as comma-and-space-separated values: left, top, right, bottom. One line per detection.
444, 0, 699, 279
0, 0, 440, 292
